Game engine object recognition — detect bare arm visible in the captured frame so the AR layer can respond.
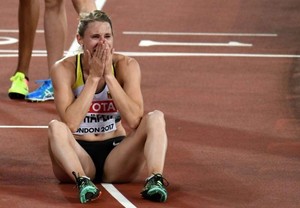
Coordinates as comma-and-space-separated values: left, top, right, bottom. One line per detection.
51, 57, 103, 132
52, 41, 143, 132
105, 55, 144, 129
52, 39, 111, 132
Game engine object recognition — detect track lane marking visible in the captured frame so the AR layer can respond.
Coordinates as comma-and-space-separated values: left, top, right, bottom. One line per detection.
1, 51, 300, 58
102, 184, 137, 208
139, 40, 252, 47
0, 125, 48, 128
0, 29, 44, 33
123, 31, 278, 37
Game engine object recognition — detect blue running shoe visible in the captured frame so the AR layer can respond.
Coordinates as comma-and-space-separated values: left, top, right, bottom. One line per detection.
25, 79, 54, 102
141, 173, 169, 202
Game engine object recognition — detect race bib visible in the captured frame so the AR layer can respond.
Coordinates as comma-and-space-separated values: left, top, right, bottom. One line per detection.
74, 100, 119, 135
75, 113, 117, 135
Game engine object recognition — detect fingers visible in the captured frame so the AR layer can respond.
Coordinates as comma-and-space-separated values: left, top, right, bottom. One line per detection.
93, 43, 102, 59
101, 44, 108, 63
92, 41, 109, 63
95, 41, 110, 64
86, 40, 113, 78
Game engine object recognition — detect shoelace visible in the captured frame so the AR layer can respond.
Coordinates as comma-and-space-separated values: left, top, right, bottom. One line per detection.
72, 171, 81, 186
34, 79, 52, 91
72, 171, 86, 187
146, 173, 170, 187
72, 171, 93, 188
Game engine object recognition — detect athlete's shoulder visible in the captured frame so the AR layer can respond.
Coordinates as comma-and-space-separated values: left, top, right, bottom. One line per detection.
57, 54, 76, 65
113, 53, 139, 69
53, 55, 77, 70
51, 55, 77, 80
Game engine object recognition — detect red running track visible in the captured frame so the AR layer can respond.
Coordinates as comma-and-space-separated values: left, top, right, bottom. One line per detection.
1, 0, 300, 207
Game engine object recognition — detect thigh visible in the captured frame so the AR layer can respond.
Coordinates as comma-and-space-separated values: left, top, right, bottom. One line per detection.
102, 117, 150, 182
102, 134, 145, 183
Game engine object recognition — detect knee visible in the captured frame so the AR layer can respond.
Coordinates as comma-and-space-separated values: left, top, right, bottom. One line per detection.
48, 119, 60, 131
48, 119, 66, 140
146, 110, 166, 128
44, 0, 64, 10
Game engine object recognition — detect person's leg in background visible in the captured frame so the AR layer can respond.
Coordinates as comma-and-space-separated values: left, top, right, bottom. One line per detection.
25, 0, 67, 102
8, 0, 40, 100
71, 0, 97, 13
25, 0, 97, 102
44, 0, 66, 72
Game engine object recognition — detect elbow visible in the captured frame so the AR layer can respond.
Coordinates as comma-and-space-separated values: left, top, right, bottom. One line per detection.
68, 125, 78, 133
125, 101, 144, 129
128, 116, 142, 129
64, 120, 79, 133
61, 114, 80, 133
127, 110, 143, 129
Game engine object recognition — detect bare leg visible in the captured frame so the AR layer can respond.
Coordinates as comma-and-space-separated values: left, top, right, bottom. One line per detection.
44, 0, 96, 74
15, 0, 40, 77
44, 0, 67, 73
71, 0, 97, 13
48, 110, 168, 183
48, 120, 96, 182
103, 110, 168, 183
143, 111, 168, 175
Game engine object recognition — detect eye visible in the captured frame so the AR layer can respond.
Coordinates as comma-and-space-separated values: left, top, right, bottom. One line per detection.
105, 34, 112, 39
92, 34, 100, 39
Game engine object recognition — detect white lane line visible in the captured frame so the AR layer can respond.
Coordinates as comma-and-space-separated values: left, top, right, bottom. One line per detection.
0, 54, 48, 57
0, 49, 47, 53
0, 37, 18, 45
139, 40, 252, 47
0, 49, 69, 57
117, 51, 300, 58
123, 31, 278, 37
0, 30, 278, 37
0, 125, 48, 128
0, 29, 44, 33
95, 0, 106, 9
101, 183, 137, 208
1, 51, 300, 58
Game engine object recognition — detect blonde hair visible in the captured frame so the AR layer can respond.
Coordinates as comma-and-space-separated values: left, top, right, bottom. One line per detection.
77, 10, 113, 37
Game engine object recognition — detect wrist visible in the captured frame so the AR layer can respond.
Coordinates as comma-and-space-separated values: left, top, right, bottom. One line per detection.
105, 74, 115, 81
88, 75, 102, 83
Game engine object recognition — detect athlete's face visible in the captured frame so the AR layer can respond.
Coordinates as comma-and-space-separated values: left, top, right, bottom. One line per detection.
79, 21, 113, 54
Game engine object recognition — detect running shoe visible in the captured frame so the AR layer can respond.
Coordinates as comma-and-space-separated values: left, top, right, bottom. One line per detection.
8, 72, 29, 99
141, 173, 169, 202
25, 79, 54, 102
72, 171, 101, 203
